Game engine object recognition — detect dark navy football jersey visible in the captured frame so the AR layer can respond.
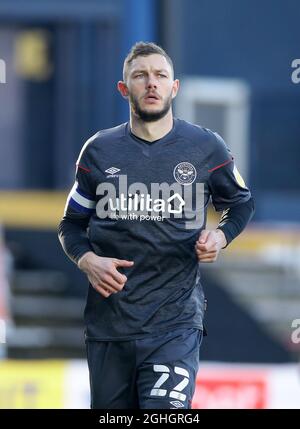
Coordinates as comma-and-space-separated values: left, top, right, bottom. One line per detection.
63, 118, 251, 340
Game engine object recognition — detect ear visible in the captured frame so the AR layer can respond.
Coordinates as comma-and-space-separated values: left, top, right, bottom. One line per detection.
171, 79, 180, 99
117, 81, 129, 98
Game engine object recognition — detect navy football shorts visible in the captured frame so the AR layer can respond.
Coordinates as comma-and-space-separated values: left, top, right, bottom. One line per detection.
85, 327, 203, 409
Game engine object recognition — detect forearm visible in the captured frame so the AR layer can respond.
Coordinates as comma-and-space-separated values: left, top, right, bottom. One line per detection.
58, 217, 94, 265
217, 197, 255, 247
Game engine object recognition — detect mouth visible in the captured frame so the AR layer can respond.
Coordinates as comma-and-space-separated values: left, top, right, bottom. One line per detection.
144, 93, 160, 101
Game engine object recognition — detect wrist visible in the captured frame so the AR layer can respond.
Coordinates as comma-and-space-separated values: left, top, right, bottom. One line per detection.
77, 251, 94, 271
216, 228, 227, 249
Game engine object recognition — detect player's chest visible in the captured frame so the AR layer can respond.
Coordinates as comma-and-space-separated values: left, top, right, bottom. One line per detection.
96, 142, 209, 188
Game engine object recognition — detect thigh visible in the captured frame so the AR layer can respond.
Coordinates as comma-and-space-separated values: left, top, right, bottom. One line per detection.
86, 340, 138, 409
136, 328, 202, 409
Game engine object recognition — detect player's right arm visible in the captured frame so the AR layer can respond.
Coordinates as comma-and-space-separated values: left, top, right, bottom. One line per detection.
58, 138, 133, 297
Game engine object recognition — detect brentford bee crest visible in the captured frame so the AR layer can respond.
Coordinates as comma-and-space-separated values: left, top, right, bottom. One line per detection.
173, 162, 197, 185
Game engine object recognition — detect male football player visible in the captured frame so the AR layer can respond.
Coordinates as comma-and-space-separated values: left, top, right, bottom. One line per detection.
58, 42, 254, 409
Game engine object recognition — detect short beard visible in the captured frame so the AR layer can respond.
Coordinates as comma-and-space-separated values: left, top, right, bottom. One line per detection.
129, 92, 173, 122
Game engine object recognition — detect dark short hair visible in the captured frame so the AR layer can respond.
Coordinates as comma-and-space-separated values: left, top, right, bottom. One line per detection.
123, 41, 174, 82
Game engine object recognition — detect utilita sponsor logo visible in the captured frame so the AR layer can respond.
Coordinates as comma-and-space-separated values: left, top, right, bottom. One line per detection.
95, 175, 205, 229
0, 59, 6, 83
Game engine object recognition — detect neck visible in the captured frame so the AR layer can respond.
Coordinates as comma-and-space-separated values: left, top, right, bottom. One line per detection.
129, 110, 174, 142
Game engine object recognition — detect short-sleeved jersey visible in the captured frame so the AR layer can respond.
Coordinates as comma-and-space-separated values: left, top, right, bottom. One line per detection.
65, 118, 251, 340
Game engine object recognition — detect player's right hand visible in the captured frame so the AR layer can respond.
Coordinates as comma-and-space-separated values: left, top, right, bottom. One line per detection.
78, 252, 134, 298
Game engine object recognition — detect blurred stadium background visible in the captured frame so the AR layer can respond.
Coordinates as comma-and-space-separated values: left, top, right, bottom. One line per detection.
0, 0, 300, 409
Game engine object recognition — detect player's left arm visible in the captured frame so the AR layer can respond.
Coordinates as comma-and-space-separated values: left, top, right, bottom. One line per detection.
195, 133, 255, 263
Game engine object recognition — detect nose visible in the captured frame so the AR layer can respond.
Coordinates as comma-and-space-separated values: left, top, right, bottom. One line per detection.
146, 75, 157, 90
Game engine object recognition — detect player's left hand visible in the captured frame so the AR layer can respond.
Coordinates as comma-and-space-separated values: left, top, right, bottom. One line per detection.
195, 229, 227, 263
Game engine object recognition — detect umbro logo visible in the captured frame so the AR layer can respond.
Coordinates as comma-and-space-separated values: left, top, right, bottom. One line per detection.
105, 167, 120, 177
170, 400, 184, 408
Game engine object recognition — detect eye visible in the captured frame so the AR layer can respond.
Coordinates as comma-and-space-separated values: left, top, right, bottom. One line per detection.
158, 73, 167, 78
134, 73, 144, 78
